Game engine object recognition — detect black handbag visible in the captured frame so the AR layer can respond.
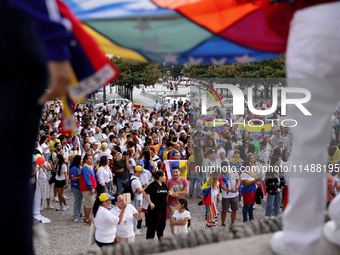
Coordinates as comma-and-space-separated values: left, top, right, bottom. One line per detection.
49, 171, 56, 184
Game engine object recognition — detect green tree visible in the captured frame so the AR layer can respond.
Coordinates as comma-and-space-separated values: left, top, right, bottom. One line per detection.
182, 56, 286, 98
108, 56, 162, 101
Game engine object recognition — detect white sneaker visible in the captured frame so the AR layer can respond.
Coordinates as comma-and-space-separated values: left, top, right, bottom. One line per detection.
40, 206, 43, 211
47, 205, 54, 210
134, 229, 142, 235
74, 219, 79, 223
62, 205, 69, 211
63, 195, 69, 200
228, 208, 232, 213
56, 206, 62, 211
54, 196, 59, 202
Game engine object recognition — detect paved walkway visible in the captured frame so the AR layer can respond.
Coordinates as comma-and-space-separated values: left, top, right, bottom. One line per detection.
33, 184, 269, 255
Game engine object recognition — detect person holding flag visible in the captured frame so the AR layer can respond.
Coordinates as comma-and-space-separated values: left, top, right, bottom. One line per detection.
201, 176, 219, 229
240, 161, 262, 222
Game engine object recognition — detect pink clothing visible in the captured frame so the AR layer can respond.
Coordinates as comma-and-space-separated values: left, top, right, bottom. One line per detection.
167, 177, 188, 207
327, 173, 335, 202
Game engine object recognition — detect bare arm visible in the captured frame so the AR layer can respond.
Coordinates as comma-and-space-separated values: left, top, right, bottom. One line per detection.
171, 187, 189, 197
328, 184, 336, 198
171, 217, 189, 226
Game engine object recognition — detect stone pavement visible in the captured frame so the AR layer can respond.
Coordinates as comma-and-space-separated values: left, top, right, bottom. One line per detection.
33, 183, 270, 255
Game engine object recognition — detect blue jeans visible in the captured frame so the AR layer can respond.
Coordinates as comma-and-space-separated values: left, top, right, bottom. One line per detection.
44, 152, 50, 163
132, 199, 142, 231
265, 192, 281, 217
243, 203, 254, 222
117, 178, 129, 193
0, 2, 48, 253
71, 188, 83, 220
106, 183, 111, 194
189, 178, 202, 196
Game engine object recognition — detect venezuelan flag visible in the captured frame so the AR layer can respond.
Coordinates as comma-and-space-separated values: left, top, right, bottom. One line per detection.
201, 178, 212, 206
56, 1, 119, 134
239, 124, 272, 140
229, 158, 244, 170
164, 160, 188, 180
133, 103, 141, 109
241, 183, 257, 205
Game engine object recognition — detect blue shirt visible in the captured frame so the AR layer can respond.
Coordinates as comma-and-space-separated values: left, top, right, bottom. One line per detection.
70, 166, 82, 189
153, 103, 161, 110
165, 102, 172, 109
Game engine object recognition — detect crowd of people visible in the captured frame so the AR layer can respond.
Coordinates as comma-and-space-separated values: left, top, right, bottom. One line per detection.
31, 90, 340, 250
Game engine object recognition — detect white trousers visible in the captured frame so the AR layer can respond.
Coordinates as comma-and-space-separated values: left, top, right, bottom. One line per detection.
281, 2, 340, 255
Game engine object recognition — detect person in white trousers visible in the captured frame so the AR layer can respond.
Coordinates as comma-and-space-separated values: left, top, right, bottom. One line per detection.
271, 2, 340, 255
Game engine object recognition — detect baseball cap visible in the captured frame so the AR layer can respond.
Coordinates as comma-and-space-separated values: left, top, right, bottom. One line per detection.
277, 129, 281, 132
88, 130, 93, 134
207, 149, 217, 155
107, 155, 113, 160
93, 141, 99, 146
72, 141, 78, 146
234, 150, 240, 153
137, 160, 144, 166
134, 166, 146, 173
98, 193, 115, 202
264, 134, 269, 138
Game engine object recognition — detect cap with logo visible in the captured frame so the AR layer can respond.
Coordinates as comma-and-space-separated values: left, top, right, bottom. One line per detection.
98, 193, 115, 202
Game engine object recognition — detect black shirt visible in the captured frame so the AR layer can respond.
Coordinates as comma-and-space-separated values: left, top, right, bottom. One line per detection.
116, 159, 131, 180
145, 181, 168, 209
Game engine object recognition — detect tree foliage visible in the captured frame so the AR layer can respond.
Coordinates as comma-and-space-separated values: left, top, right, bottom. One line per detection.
109, 56, 162, 87
182, 56, 286, 79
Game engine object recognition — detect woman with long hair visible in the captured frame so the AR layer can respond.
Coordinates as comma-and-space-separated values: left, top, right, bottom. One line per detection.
118, 130, 126, 146
224, 141, 233, 161
69, 155, 83, 222
51, 154, 69, 211
93, 193, 126, 249
143, 170, 169, 239
138, 127, 146, 144
96, 156, 113, 196
282, 149, 290, 163
272, 147, 282, 159
37, 157, 54, 211
248, 154, 262, 178
204, 137, 216, 154
143, 150, 155, 173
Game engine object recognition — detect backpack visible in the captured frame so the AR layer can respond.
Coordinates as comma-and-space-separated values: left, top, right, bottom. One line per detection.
122, 177, 138, 200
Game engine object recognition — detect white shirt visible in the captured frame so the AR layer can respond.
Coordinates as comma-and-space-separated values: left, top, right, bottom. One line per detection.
41, 143, 49, 154
98, 150, 111, 162
131, 176, 143, 201
172, 210, 191, 234
96, 166, 112, 185
221, 172, 239, 198
94, 206, 119, 243
129, 158, 136, 174
258, 149, 270, 168
55, 164, 67, 181
110, 204, 137, 238
152, 155, 161, 171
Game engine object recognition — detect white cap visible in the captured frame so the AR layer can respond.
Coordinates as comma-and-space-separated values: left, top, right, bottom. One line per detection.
218, 148, 226, 155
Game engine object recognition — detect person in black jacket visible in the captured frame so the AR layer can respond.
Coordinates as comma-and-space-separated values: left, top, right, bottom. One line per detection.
264, 156, 284, 218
